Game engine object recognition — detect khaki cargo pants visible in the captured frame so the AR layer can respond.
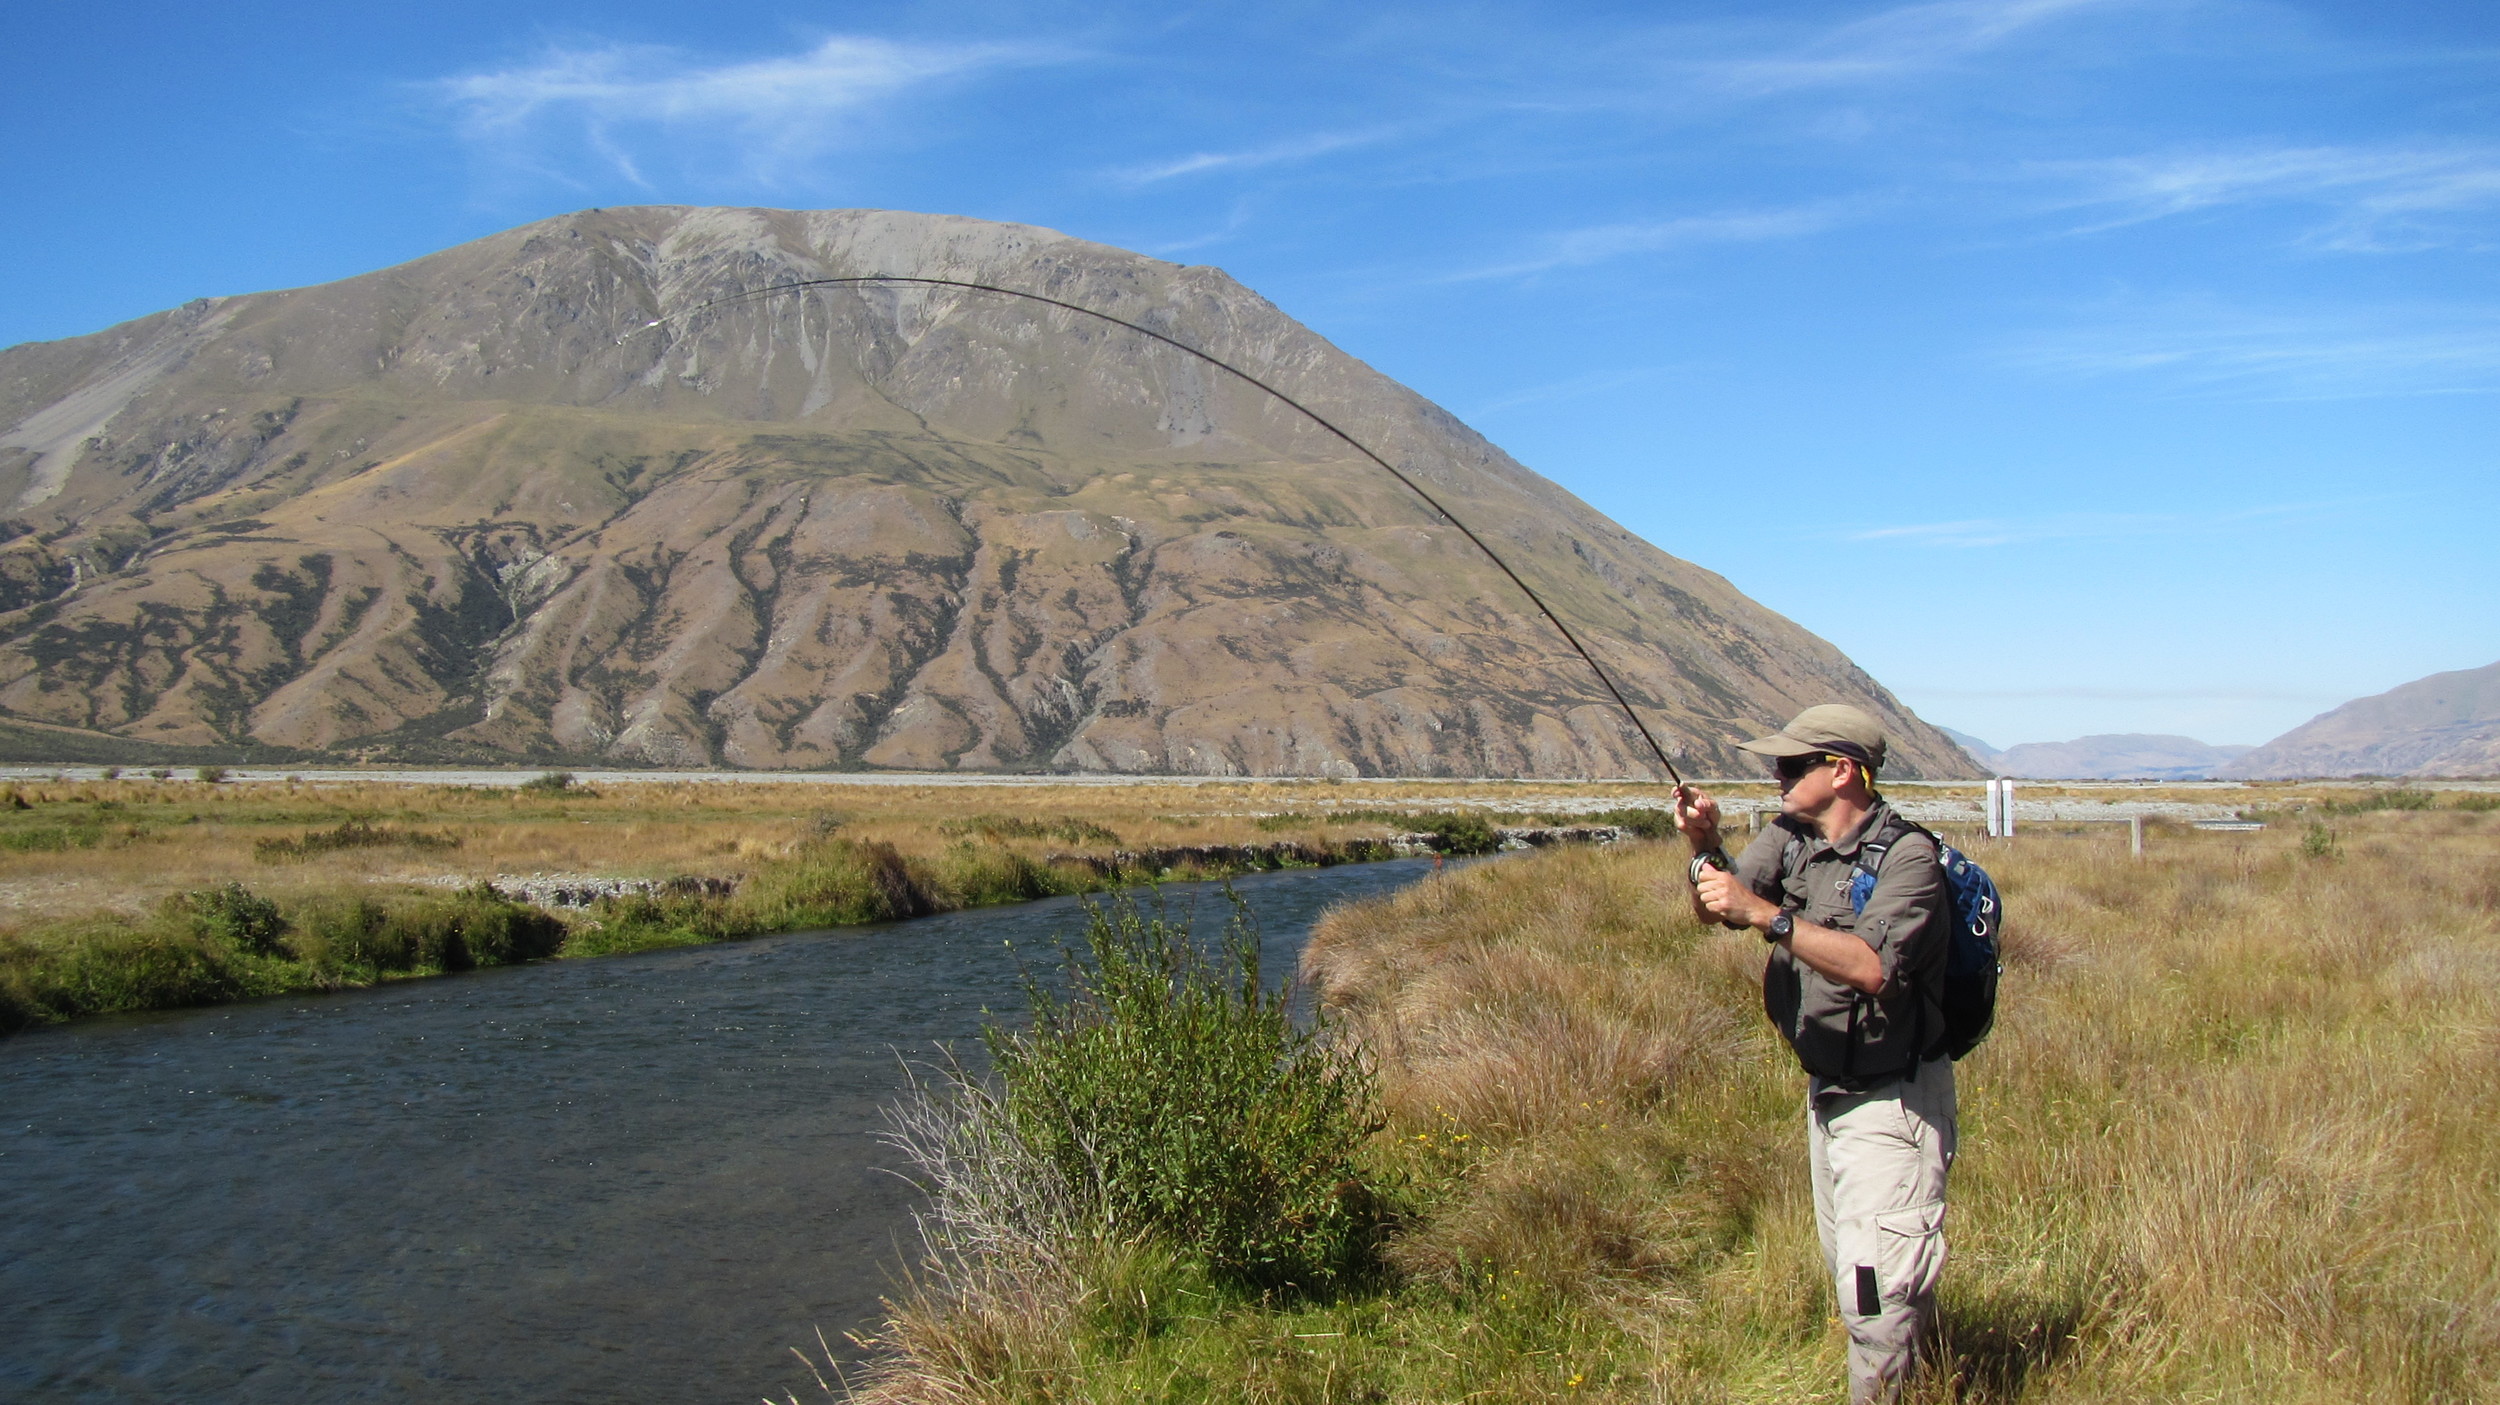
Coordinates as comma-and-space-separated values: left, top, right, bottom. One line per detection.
1808, 1057, 1957, 1403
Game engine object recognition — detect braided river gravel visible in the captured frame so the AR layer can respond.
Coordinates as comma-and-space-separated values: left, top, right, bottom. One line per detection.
1, 859, 1438, 1404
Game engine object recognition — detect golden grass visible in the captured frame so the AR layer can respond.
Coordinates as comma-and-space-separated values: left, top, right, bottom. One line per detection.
1294, 808, 2500, 1402
854, 798, 2500, 1403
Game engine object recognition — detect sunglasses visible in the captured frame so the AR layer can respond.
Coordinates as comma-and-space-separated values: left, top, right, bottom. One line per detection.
1773, 753, 1837, 783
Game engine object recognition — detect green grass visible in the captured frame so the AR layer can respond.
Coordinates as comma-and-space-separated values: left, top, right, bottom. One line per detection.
0, 882, 567, 1031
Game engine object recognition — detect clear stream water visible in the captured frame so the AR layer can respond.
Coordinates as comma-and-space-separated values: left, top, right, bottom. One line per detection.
0, 859, 1438, 1405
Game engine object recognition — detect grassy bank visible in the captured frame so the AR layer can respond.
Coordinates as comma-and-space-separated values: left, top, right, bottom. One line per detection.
0, 772, 1678, 1032
854, 804, 2500, 1403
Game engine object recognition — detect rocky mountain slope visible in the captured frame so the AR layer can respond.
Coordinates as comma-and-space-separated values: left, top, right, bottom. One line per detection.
0, 207, 1974, 778
2222, 661, 2500, 779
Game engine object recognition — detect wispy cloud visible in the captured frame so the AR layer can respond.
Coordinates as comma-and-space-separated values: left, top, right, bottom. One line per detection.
432, 36, 1067, 185
1689, 0, 2141, 96
1908, 684, 2344, 704
1443, 204, 1849, 281
1113, 127, 1410, 185
1850, 500, 2361, 548
1465, 365, 1677, 418
2042, 143, 2500, 250
2005, 300, 2500, 399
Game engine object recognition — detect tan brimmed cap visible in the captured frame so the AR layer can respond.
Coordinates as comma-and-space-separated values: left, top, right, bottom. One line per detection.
1736, 703, 1888, 770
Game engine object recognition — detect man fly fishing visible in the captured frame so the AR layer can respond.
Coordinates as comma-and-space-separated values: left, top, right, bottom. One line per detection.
1673, 704, 1958, 1404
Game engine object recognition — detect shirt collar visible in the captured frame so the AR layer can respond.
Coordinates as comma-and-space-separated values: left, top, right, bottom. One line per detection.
1811, 797, 1891, 860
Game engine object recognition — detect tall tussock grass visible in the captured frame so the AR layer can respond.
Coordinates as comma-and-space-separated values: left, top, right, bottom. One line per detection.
852, 813, 2500, 1402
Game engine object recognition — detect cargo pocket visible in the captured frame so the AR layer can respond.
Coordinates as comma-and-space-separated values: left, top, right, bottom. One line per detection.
1869, 1199, 1947, 1309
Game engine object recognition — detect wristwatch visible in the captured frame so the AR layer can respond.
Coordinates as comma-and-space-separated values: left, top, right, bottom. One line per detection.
1765, 911, 1794, 944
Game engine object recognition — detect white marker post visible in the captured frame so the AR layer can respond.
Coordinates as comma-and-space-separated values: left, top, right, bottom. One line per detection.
2002, 778, 2017, 839
1984, 778, 2003, 838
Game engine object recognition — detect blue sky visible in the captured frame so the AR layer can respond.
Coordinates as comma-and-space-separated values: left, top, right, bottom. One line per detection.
3, 0, 2493, 748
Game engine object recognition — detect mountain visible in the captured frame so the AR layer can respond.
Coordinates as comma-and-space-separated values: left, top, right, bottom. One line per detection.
2221, 661, 2500, 779
0, 206, 1976, 778
1938, 727, 2000, 771
1984, 734, 2254, 781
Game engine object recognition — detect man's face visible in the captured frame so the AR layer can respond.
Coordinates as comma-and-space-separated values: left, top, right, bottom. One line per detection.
1775, 752, 1840, 818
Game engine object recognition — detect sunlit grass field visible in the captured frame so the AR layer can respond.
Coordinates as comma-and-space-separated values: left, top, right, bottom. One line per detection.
856, 797, 2500, 1403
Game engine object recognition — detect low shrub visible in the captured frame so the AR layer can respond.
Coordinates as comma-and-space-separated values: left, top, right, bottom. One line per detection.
0, 824, 104, 853
1576, 806, 1676, 840
164, 882, 289, 956
377, 885, 568, 971
937, 813, 1122, 846
564, 894, 732, 957
1330, 809, 1502, 855
2325, 787, 2437, 813
733, 838, 924, 930
925, 843, 1085, 909
985, 891, 1385, 1290
518, 770, 588, 796
0, 926, 256, 1030
254, 821, 463, 863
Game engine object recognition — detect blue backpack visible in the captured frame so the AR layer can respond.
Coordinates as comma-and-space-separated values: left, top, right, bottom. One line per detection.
1848, 816, 2002, 1061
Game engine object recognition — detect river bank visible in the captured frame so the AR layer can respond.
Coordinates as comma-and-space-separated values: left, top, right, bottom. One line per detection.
0, 772, 1675, 1032
856, 802, 2500, 1403
0, 860, 1436, 1404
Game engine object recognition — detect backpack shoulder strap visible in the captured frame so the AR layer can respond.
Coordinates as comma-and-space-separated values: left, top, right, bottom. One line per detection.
1848, 811, 1925, 914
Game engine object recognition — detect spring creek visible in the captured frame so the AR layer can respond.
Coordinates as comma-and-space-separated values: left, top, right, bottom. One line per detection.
0, 858, 1441, 1404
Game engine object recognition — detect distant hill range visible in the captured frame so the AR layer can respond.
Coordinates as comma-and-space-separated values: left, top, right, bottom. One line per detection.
1944, 729, 2253, 781
2220, 660, 2500, 780
0, 206, 1975, 778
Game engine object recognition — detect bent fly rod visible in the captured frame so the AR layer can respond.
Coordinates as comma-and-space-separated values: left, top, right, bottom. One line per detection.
622, 275, 1692, 790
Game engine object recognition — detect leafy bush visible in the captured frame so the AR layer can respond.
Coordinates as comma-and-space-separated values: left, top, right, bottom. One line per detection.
733, 838, 923, 930
165, 882, 289, 955
1579, 807, 1677, 840
2326, 788, 2437, 814
254, 821, 462, 863
938, 813, 1122, 846
195, 766, 229, 784
565, 893, 731, 957
982, 891, 1384, 1290
0, 926, 256, 1030
927, 843, 1083, 908
284, 895, 394, 971
518, 771, 578, 796
1329, 809, 1501, 855
0, 824, 103, 853
2450, 794, 2500, 812
374, 885, 567, 971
